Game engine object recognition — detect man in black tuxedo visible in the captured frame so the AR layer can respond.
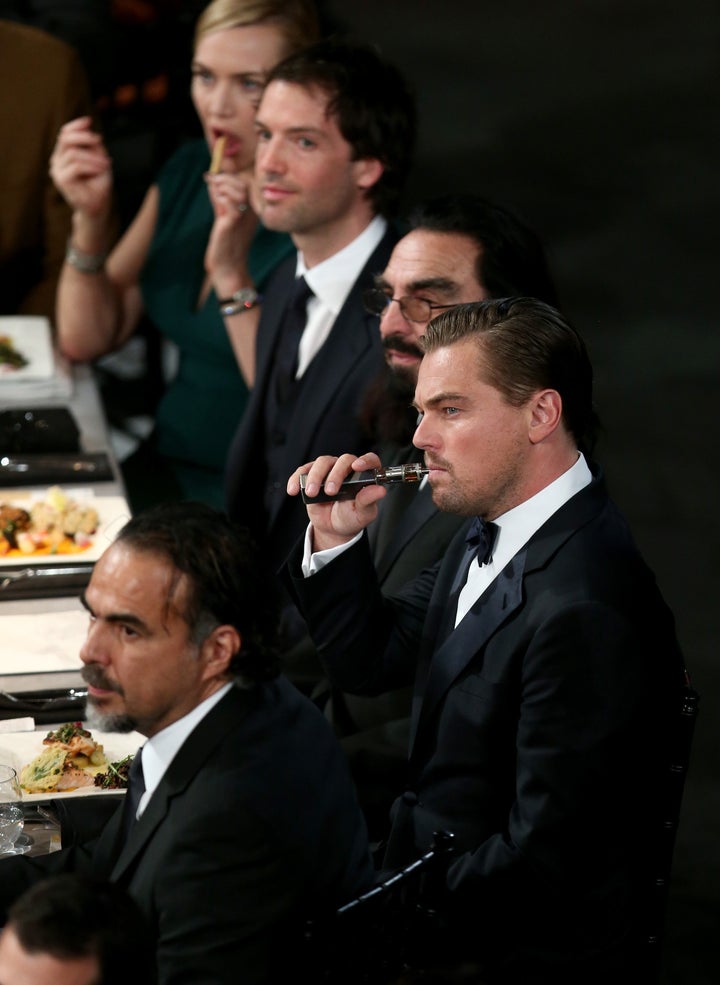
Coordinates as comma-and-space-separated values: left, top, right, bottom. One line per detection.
283, 298, 685, 983
330, 195, 560, 837
0, 502, 373, 985
224, 39, 415, 660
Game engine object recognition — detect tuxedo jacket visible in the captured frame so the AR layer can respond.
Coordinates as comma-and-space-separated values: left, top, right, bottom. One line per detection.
331, 466, 471, 841
284, 469, 685, 979
0, 682, 373, 985
224, 228, 399, 574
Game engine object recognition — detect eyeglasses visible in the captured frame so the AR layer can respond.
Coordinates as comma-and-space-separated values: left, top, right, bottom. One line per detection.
362, 288, 457, 324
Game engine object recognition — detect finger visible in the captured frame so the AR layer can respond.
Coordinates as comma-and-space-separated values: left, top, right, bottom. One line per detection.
323, 452, 381, 494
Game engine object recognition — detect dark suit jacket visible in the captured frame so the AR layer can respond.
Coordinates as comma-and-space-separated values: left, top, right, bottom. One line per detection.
329, 444, 469, 839
224, 228, 399, 575
283, 468, 685, 981
0, 682, 373, 985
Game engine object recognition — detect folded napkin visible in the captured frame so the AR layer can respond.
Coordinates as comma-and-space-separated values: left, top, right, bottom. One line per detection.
0, 716, 34, 732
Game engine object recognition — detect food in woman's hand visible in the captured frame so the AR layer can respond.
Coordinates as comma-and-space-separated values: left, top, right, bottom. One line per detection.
209, 133, 226, 174
20, 722, 108, 794
0, 485, 99, 558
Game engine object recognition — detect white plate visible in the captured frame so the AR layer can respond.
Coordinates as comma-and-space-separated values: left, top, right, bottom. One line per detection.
0, 317, 55, 382
0, 727, 143, 800
0, 492, 131, 567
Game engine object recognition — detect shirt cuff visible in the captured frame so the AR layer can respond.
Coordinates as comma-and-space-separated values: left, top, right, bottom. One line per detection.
301, 524, 363, 577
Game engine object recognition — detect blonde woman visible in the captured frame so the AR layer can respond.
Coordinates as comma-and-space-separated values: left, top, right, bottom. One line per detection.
49, 0, 319, 509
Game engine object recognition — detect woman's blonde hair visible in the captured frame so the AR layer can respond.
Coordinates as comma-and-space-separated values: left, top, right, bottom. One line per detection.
194, 0, 319, 56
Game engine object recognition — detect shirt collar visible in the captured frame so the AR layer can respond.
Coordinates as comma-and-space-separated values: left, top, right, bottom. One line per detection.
491, 452, 593, 569
295, 215, 388, 315
138, 682, 234, 810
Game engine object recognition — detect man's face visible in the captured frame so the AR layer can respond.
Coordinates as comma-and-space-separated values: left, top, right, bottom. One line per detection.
0, 926, 100, 985
413, 338, 534, 520
375, 230, 489, 384
253, 80, 381, 260
79, 543, 209, 738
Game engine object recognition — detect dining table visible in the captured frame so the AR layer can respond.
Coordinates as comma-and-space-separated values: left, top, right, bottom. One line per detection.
1, 356, 141, 857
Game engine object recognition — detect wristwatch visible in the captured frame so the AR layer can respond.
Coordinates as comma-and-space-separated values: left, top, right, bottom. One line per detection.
218, 288, 262, 316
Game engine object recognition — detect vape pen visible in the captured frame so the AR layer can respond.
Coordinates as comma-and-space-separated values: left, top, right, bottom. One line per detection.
300, 463, 429, 504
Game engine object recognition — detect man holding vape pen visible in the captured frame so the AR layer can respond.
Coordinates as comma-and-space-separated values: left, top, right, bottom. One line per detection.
282, 297, 684, 984
318, 194, 560, 839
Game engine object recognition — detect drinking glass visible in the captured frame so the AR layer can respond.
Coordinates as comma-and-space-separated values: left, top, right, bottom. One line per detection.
0, 764, 25, 856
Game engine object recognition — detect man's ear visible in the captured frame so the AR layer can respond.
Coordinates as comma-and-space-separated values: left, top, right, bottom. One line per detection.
353, 157, 384, 191
200, 625, 241, 678
528, 388, 563, 444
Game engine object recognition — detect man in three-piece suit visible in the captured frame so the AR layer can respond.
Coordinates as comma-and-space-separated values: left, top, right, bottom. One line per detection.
0, 503, 373, 985
327, 194, 561, 838
283, 298, 685, 983
224, 39, 416, 665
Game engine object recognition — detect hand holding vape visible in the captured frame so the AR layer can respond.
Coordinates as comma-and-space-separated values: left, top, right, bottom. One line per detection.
300, 463, 429, 504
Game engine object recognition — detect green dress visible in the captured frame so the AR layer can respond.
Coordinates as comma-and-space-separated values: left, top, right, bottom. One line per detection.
132, 139, 294, 509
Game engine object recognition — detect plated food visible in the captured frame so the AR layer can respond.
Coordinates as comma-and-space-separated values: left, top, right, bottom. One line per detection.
19, 722, 133, 794
0, 333, 28, 372
20, 722, 107, 793
0, 485, 99, 559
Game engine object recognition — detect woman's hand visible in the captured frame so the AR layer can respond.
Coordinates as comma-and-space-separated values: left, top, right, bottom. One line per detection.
49, 116, 113, 220
204, 170, 259, 288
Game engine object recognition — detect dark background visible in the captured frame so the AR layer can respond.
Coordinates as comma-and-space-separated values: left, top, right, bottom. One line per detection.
325, 3, 718, 981
13, 0, 715, 979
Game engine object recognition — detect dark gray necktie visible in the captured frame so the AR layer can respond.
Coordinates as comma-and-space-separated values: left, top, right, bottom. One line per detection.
275, 276, 314, 402
465, 516, 499, 566
121, 746, 145, 842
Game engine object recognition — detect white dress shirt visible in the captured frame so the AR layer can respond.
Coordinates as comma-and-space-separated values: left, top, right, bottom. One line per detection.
293, 215, 387, 377
454, 453, 592, 624
302, 454, 593, 628
134, 682, 234, 819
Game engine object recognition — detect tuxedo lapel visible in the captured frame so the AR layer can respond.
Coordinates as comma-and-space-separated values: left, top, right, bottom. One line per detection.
407, 470, 609, 760
409, 552, 526, 757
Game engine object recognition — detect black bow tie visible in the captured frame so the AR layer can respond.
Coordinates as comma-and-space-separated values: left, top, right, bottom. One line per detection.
465, 517, 499, 566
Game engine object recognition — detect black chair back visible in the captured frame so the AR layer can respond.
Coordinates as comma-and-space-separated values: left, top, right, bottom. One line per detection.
643, 673, 699, 982
303, 829, 456, 984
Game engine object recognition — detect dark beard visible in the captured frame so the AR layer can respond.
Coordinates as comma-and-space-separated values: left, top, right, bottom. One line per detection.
358, 364, 418, 446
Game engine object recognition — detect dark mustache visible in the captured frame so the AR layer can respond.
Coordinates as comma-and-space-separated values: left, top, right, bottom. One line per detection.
81, 665, 123, 694
382, 334, 423, 358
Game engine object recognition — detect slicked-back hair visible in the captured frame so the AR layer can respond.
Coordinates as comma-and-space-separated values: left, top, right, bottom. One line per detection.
409, 193, 560, 307
6, 874, 155, 985
422, 298, 599, 455
265, 37, 416, 217
116, 501, 280, 682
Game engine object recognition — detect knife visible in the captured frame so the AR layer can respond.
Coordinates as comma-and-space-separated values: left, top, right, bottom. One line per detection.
0, 453, 114, 484
0, 564, 94, 595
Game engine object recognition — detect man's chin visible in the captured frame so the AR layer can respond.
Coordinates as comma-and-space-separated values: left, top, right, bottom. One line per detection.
85, 702, 137, 734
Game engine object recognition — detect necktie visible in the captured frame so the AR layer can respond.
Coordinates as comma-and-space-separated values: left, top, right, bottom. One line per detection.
275, 276, 314, 402
121, 746, 145, 842
465, 516, 499, 566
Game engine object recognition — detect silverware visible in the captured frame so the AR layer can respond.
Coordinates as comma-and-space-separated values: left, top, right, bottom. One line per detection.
0, 565, 94, 591
0, 688, 87, 706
